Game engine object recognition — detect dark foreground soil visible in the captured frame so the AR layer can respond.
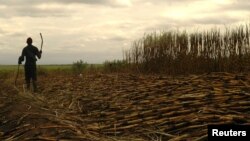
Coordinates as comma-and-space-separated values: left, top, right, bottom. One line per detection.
1, 72, 250, 140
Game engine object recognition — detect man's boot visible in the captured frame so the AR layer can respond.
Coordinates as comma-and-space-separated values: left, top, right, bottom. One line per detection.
32, 81, 37, 93
26, 81, 30, 91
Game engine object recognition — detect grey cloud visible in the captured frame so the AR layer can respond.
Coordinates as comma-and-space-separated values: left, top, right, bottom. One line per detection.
159, 17, 241, 29
108, 36, 128, 42
0, 0, 128, 18
6, 32, 26, 37
144, 23, 173, 31
136, 0, 198, 5
0, 28, 6, 34
142, 13, 242, 33
190, 17, 240, 25
142, 0, 250, 12
118, 22, 137, 29
220, 1, 250, 11
0, 5, 70, 18
0, 0, 124, 6
52, 0, 110, 5
14, 6, 69, 17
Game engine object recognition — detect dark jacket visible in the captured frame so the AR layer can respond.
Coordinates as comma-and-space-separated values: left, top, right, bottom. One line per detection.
18, 45, 41, 65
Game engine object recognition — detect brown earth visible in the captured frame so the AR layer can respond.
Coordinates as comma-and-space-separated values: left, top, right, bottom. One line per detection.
1, 72, 250, 140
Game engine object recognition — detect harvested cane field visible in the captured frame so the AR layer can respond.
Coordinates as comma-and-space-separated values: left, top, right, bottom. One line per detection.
1, 72, 250, 140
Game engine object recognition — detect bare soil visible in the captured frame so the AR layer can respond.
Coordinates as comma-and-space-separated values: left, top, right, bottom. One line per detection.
1, 72, 250, 140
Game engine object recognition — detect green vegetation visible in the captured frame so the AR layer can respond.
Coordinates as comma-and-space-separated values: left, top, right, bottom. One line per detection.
72, 60, 88, 74
124, 24, 250, 74
0, 65, 72, 71
0, 65, 17, 71
0, 65, 72, 76
103, 60, 128, 72
0, 64, 105, 75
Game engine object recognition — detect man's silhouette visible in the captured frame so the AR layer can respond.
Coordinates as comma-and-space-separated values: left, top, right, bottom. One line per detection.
18, 37, 42, 92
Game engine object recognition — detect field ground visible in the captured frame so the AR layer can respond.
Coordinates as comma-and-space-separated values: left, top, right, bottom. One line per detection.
0, 65, 72, 71
0, 71, 250, 140
0, 64, 104, 73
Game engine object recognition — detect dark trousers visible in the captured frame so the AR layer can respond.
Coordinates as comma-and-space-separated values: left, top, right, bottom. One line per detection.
25, 65, 37, 91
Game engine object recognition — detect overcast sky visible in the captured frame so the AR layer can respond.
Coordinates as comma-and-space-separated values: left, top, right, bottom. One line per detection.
0, 0, 249, 64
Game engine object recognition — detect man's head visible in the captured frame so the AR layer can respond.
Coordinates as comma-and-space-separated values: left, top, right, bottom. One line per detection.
26, 37, 33, 45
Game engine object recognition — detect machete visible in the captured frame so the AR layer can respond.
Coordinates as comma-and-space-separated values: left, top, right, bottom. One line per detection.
40, 33, 43, 51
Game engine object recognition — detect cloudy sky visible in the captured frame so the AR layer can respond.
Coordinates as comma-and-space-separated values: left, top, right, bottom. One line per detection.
0, 0, 249, 64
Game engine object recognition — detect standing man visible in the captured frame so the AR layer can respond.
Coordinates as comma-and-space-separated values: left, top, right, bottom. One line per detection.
18, 37, 42, 92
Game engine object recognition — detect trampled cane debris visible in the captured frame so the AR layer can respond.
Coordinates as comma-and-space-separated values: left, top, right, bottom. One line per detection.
0, 72, 250, 140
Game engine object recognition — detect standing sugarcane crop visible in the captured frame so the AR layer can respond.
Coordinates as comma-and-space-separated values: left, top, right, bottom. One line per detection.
18, 36, 42, 92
